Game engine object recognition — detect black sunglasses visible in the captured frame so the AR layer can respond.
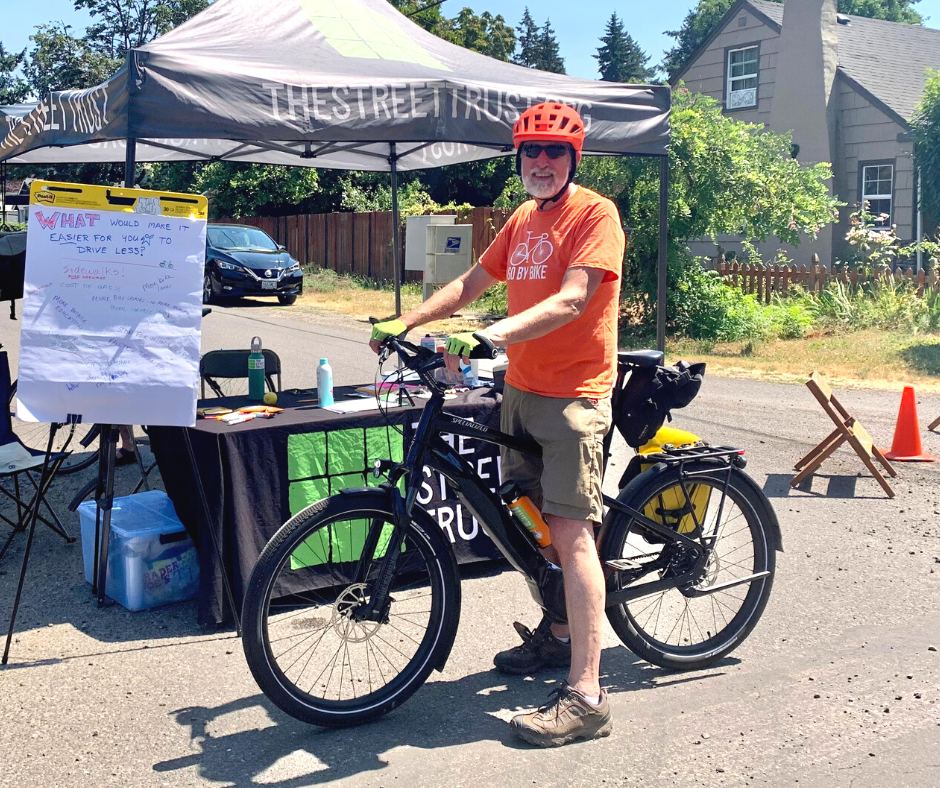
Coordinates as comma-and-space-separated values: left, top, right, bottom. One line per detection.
521, 143, 571, 160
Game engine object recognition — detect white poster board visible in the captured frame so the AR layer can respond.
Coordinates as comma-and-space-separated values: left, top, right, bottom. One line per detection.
16, 181, 208, 427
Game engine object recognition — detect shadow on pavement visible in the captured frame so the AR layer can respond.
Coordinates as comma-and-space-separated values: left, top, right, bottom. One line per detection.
153, 650, 732, 787
762, 472, 883, 499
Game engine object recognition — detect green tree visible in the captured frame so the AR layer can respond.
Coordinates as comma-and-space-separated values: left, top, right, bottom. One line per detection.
161, 162, 321, 219
76, 0, 210, 59
23, 23, 118, 96
912, 69, 940, 222
442, 9, 516, 61
595, 13, 654, 83
662, 0, 923, 79
498, 88, 839, 327
513, 7, 540, 68
0, 43, 29, 103
534, 21, 565, 74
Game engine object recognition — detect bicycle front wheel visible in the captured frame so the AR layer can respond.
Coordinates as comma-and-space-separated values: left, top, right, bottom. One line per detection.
242, 491, 461, 727
603, 463, 775, 671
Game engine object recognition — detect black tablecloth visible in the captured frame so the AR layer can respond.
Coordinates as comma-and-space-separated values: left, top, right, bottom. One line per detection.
149, 387, 503, 625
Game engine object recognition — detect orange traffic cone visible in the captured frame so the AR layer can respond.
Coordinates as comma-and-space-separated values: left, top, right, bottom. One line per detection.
885, 386, 936, 462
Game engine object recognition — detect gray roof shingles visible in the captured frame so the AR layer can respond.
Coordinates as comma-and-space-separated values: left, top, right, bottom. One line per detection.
747, 0, 940, 123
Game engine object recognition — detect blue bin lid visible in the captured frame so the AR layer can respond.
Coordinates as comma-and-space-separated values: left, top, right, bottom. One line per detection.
77, 490, 186, 539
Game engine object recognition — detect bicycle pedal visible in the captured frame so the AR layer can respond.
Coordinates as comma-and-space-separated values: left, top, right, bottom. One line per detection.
605, 558, 643, 571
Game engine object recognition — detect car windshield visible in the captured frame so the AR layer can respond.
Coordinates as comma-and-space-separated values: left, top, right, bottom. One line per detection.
208, 226, 279, 252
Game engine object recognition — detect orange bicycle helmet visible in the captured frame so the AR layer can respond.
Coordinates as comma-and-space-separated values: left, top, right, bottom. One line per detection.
512, 102, 585, 152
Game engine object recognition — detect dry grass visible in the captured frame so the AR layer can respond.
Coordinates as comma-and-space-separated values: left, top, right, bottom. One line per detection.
297, 275, 488, 334
296, 275, 940, 393
658, 331, 940, 393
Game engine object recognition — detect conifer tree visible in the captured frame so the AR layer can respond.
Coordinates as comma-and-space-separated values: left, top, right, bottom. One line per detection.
595, 13, 654, 83
513, 7, 541, 68
535, 20, 566, 74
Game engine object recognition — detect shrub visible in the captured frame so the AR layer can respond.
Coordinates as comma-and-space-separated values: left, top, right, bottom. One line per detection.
766, 300, 815, 339
303, 266, 341, 292
671, 261, 771, 341
802, 278, 928, 333
468, 281, 507, 316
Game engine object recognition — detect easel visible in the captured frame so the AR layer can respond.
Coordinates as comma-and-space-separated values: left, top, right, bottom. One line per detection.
792, 373, 897, 497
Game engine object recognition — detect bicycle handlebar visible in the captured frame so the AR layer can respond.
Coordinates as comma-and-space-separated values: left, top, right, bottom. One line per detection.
369, 317, 499, 391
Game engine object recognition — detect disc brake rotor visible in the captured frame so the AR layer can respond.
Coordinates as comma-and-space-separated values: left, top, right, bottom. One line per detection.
694, 550, 721, 590
331, 583, 381, 643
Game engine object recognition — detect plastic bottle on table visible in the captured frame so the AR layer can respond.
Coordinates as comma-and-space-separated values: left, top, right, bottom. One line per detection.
459, 361, 475, 389
317, 358, 334, 407
248, 336, 265, 401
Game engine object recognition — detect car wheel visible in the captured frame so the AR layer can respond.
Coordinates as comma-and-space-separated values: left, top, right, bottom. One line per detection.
277, 294, 297, 306
203, 274, 214, 304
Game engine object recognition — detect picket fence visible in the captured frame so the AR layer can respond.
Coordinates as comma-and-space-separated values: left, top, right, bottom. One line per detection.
220, 207, 508, 283
716, 261, 940, 303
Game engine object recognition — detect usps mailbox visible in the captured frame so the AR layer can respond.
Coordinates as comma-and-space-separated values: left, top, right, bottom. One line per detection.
404, 214, 455, 272
424, 224, 473, 300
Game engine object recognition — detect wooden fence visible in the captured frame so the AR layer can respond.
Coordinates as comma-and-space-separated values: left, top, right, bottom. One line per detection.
221, 207, 508, 284
716, 261, 940, 303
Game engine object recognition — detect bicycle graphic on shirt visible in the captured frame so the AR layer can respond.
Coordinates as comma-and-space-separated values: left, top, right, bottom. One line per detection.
509, 232, 553, 281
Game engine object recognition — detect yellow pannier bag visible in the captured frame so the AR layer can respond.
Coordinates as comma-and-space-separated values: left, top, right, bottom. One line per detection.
638, 426, 712, 535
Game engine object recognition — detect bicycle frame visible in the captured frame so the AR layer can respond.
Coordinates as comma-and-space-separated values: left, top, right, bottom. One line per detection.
355, 380, 751, 624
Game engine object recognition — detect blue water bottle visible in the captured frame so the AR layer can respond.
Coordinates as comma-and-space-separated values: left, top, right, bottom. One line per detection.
317, 358, 334, 407
248, 336, 265, 401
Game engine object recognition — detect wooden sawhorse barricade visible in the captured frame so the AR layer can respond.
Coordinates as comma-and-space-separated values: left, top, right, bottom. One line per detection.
792, 373, 897, 498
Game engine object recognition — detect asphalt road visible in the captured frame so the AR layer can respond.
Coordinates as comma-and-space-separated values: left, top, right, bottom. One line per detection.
1, 300, 939, 788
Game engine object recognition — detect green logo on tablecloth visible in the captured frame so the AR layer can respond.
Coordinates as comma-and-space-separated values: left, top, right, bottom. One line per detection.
286, 427, 404, 568
296, 0, 450, 71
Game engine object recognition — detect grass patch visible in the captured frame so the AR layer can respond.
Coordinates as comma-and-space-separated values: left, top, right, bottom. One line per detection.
297, 267, 479, 333
660, 331, 940, 392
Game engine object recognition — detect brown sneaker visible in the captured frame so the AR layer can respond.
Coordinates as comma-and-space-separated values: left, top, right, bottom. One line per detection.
493, 618, 571, 675
510, 683, 613, 748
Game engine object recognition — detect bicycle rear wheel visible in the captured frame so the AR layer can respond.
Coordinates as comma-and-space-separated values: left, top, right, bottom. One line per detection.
242, 491, 461, 727
8, 382, 99, 474
602, 463, 775, 671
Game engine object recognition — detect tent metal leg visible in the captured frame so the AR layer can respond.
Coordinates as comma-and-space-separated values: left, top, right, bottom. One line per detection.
390, 142, 402, 317
657, 155, 669, 353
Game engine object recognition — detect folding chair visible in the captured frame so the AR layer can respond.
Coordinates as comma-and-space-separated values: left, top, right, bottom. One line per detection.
0, 351, 72, 560
199, 349, 282, 398
791, 373, 897, 498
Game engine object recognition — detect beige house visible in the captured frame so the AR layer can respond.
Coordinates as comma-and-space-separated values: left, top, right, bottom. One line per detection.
671, 0, 940, 266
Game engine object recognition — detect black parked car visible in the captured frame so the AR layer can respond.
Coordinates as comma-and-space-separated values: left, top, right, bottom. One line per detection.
204, 224, 303, 305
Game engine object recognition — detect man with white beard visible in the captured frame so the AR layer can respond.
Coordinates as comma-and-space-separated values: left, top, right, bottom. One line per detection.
370, 102, 625, 746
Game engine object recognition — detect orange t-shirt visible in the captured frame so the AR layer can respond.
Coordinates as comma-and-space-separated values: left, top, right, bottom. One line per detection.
479, 187, 624, 399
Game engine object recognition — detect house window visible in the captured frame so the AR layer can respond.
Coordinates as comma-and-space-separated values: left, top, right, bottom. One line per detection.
861, 164, 893, 228
727, 46, 758, 109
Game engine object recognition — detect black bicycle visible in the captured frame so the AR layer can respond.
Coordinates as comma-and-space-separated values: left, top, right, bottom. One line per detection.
242, 335, 782, 727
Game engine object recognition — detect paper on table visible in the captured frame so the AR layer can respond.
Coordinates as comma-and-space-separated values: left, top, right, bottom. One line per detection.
323, 398, 402, 414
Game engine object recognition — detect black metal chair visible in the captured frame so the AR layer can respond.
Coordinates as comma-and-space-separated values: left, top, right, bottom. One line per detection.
199, 349, 282, 398
0, 351, 72, 561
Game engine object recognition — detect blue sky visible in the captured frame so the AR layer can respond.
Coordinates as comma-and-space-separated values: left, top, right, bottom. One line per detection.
2, 0, 940, 80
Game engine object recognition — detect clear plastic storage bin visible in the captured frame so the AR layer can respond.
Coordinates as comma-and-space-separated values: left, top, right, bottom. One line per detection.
78, 490, 199, 611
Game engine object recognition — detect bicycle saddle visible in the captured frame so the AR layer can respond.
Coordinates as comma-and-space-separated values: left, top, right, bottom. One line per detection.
617, 350, 664, 368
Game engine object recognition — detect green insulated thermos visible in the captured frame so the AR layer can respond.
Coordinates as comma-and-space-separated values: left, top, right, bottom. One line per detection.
248, 336, 265, 400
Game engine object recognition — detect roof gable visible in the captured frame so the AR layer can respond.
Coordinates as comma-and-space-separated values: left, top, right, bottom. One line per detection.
675, 0, 940, 125
749, 0, 940, 124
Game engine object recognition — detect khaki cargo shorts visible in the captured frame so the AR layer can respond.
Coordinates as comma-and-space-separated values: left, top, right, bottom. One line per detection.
500, 383, 612, 523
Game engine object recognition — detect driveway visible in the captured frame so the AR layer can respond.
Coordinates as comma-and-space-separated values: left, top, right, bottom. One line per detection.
1, 302, 938, 788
